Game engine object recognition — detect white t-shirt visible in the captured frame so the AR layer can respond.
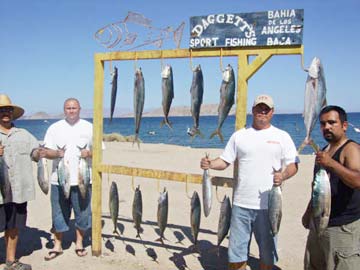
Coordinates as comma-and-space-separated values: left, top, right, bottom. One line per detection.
43, 119, 93, 186
220, 125, 299, 210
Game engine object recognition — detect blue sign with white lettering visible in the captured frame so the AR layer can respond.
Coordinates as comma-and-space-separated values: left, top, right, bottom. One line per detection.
189, 9, 304, 48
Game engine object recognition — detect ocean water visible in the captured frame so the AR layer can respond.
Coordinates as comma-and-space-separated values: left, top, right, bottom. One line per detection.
16, 113, 360, 155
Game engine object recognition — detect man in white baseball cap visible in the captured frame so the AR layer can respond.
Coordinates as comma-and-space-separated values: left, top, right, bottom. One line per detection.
201, 93, 299, 270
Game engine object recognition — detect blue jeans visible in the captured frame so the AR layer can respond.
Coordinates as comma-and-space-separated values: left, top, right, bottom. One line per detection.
228, 205, 278, 265
51, 184, 91, 232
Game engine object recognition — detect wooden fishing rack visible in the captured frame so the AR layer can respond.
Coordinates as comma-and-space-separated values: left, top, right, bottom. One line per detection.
91, 46, 304, 255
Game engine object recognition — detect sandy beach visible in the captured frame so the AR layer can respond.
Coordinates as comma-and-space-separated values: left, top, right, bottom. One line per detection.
0, 142, 315, 270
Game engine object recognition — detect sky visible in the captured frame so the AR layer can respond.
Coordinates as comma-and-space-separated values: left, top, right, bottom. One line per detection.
0, 0, 359, 116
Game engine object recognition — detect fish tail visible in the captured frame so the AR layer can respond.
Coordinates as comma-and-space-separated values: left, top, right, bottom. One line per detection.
132, 134, 141, 149
160, 119, 173, 129
209, 129, 224, 143
155, 237, 164, 244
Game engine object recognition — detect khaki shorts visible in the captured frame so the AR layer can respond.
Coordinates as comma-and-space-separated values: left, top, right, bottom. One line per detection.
304, 218, 360, 270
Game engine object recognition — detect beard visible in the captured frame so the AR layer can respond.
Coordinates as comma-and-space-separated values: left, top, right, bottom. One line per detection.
323, 132, 334, 142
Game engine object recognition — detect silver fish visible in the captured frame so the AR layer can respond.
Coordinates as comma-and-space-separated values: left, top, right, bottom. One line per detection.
156, 187, 168, 243
109, 181, 120, 236
298, 57, 327, 153
190, 191, 201, 245
160, 64, 174, 129
77, 145, 91, 199
110, 66, 118, 123
133, 67, 145, 148
312, 167, 331, 234
187, 65, 204, 138
202, 154, 212, 217
217, 195, 231, 248
37, 144, 49, 195
268, 185, 282, 236
57, 145, 70, 199
210, 64, 235, 143
132, 185, 143, 238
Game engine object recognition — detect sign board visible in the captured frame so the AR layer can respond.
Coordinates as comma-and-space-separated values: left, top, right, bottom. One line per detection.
189, 9, 304, 48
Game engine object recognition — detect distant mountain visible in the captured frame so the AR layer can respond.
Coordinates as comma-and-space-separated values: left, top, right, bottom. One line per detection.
22, 104, 231, 119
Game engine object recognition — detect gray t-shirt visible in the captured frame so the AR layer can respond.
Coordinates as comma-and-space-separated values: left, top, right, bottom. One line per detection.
0, 127, 39, 204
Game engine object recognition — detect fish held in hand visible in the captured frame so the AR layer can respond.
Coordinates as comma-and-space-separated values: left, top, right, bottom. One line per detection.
37, 144, 49, 195
57, 145, 70, 199
217, 195, 231, 248
202, 156, 212, 217
298, 57, 327, 153
77, 145, 91, 199
311, 167, 331, 235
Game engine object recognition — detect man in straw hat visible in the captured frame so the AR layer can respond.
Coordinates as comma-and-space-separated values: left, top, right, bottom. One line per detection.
0, 94, 41, 270
200, 94, 299, 270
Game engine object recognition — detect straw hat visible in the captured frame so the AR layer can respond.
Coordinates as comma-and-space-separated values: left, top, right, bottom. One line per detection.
0, 94, 24, 120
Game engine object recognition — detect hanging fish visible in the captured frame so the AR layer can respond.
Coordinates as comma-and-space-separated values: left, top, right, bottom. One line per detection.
77, 145, 91, 199
156, 187, 168, 243
298, 57, 327, 153
109, 66, 118, 123
190, 191, 201, 245
210, 64, 235, 143
132, 185, 143, 238
187, 65, 204, 138
160, 64, 174, 129
109, 181, 120, 236
133, 67, 145, 148
37, 144, 49, 195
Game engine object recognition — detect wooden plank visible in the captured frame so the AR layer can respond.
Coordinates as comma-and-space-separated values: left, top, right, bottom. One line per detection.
91, 56, 104, 257
97, 164, 233, 187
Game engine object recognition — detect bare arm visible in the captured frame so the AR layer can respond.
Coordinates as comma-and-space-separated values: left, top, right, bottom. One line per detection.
200, 156, 230, 171
317, 142, 360, 189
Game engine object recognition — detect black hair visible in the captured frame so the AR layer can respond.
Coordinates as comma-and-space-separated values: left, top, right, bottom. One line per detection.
319, 105, 347, 123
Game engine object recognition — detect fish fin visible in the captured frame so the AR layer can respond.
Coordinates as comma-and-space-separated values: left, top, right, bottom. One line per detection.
155, 237, 164, 244
323, 98, 327, 108
160, 119, 172, 129
209, 129, 224, 143
132, 135, 141, 149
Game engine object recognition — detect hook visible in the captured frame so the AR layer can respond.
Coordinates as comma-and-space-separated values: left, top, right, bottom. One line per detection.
160, 50, 164, 71
134, 52, 138, 71
301, 53, 307, 72
189, 49, 196, 71
107, 165, 110, 184
215, 184, 222, 203
131, 175, 135, 192
219, 48, 224, 72
185, 175, 192, 199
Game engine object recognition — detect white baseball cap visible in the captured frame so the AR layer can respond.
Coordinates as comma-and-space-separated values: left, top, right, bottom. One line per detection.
253, 94, 274, 109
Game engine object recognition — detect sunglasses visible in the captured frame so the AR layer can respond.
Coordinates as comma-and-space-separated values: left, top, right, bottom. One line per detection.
0, 107, 14, 113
